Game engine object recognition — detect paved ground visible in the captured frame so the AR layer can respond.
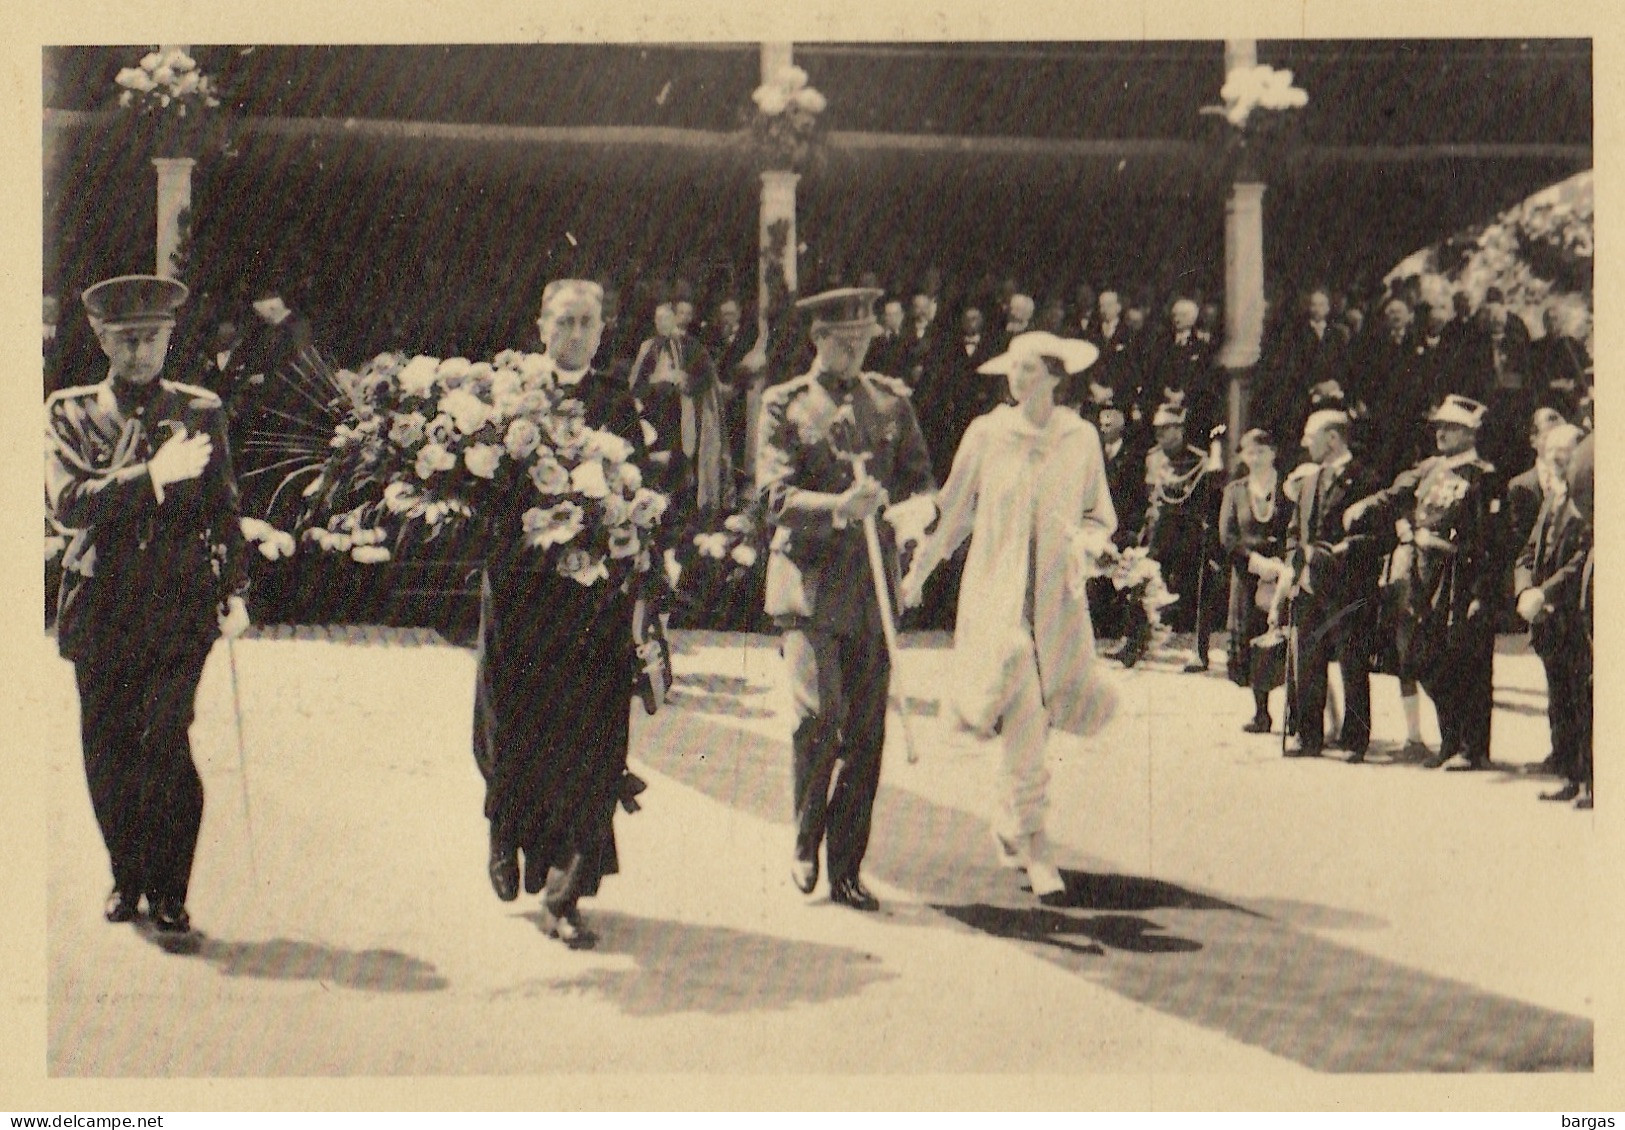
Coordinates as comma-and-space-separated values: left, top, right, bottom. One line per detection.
40, 626, 1603, 1078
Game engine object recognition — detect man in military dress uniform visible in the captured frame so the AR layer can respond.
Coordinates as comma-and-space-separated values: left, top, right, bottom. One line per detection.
46, 275, 251, 936
1345, 395, 1499, 769
755, 288, 936, 912
1141, 400, 1221, 671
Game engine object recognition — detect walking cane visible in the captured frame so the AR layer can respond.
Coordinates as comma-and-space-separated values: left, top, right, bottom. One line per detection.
225, 638, 261, 896
849, 455, 921, 765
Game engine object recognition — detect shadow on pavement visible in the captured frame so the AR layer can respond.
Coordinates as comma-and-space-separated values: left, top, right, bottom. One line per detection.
516, 910, 896, 1016
140, 930, 449, 992
637, 701, 1593, 1072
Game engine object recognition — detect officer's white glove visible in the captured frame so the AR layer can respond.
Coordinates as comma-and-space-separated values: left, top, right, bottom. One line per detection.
1516, 588, 1545, 624
899, 566, 925, 611
835, 479, 887, 523
149, 428, 213, 490
883, 494, 938, 548
219, 595, 250, 639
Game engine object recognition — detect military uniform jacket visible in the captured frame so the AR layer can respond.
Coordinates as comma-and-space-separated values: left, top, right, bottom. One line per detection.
46, 375, 249, 661
1353, 450, 1498, 648
755, 366, 935, 636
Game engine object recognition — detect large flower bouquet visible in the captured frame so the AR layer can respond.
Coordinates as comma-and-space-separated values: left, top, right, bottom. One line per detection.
114, 48, 228, 157
296, 350, 667, 588
741, 64, 829, 172
1102, 545, 1178, 667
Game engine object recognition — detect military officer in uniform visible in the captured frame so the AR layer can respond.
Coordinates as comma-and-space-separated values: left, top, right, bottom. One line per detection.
1141, 400, 1221, 671
46, 275, 251, 937
1345, 395, 1500, 770
755, 288, 936, 912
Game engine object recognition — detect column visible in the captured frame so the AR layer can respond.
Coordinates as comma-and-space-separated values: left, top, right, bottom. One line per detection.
1219, 39, 1264, 463
153, 157, 195, 279
743, 41, 798, 481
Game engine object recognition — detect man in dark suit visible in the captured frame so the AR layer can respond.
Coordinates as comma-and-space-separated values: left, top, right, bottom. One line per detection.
1515, 424, 1590, 803
1277, 409, 1382, 761
866, 297, 909, 379
1529, 306, 1590, 422
1414, 298, 1462, 408
705, 297, 758, 480
46, 275, 251, 939
1086, 401, 1145, 640
1471, 289, 1537, 480
1075, 289, 1138, 414
756, 287, 936, 912
1356, 296, 1430, 483
1504, 407, 1567, 633
917, 305, 999, 484
900, 292, 945, 392
1144, 298, 1222, 441
1274, 289, 1353, 442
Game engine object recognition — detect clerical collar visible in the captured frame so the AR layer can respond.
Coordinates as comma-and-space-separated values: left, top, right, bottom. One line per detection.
554, 365, 590, 387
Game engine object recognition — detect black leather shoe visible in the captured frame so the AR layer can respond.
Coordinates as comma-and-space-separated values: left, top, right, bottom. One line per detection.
489, 848, 520, 902
791, 856, 818, 895
103, 889, 140, 924
1345, 748, 1367, 765
829, 876, 879, 912
1422, 749, 1454, 769
1575, 794, 1593, 810
149, 897, 191, 935
1182, 660, 1210, 674
1285, 743, 1322, 759
1242, 714, 1272, 734
1541, 783, 1581, 802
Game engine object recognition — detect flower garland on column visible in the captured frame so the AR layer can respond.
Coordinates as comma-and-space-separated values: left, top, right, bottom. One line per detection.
114, 48, 229, 159
1201, 63, 1308, 180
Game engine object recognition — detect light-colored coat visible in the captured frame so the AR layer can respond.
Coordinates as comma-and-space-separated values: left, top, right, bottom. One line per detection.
915, 404, 1118, 736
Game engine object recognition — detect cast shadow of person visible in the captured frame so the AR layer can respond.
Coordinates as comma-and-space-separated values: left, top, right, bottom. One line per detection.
516, 909, 896, 1016
138, 927, 448, 992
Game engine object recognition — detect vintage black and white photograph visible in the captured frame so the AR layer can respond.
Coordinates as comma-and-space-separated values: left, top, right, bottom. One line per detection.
23, 21, 1609, 1099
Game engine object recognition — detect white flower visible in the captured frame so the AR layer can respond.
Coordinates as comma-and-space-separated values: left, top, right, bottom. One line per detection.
517, 353, 553, 384
583, 427, 633, 464
163, 49, 195, 72
753, 84, 790, 115
415, 443, 457, 479
493, 349, 522, 370
730, 544, 759, 568
524, 501, 585, 549
239, 516, 275, 543
436, 357, 473, 387
608, 527, 641, 560
398, 355, 441, 397
351, 545, 392, 564
791, 87, 827, 114
694, 532, 729, 559
617, 461, 643, 493
438, 387, 490, 434
116, 67, 155, 92
425, 413, 457, 446
383, 480, 420, 514
504, 417, 542, 460
118, 90, 133, 107
775, 64, 809, 92
529, 457, 571, 495
389, 411, 427, 448
140, 52, 162, 70
723, 513, 752, 534
463, 443, 502, 479
601, 494, 632, 527
570, 460, 611, 499
152, 66, 175, 86
631, 487, 669, 527
558, 548, 608, 587
175, 72, 201, 96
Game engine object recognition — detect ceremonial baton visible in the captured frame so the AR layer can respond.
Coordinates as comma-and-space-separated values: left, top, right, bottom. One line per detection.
850, 455, 921, 765
225, 637, 261, 895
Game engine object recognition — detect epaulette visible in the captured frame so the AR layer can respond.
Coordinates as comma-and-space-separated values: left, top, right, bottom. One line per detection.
859, 372, 913, 399
161, 378, 224, 408
45, 383, 104, 409
762, 373, 817, 405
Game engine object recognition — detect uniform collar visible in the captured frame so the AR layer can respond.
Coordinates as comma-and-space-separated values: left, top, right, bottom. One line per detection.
1441, 447, 1481, 470
110, 373, 163, 409
1321, 449, 1353, 475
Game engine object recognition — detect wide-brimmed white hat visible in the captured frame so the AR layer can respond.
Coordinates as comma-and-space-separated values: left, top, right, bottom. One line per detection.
977, 331, 1099, 376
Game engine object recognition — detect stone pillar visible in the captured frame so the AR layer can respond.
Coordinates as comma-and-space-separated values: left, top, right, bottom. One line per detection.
1219, 39, 1264, 463
153, 157, 195, 279
743, 41, 798, 481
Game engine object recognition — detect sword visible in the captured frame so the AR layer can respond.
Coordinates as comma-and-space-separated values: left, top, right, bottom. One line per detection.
225, 637, 261, 896
847, 453, 921, 765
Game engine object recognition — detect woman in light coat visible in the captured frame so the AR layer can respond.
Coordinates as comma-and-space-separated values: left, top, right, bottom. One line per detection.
902, 332, 1119, 902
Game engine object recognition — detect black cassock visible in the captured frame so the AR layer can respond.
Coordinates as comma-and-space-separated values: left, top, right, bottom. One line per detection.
472, 370, 650, 905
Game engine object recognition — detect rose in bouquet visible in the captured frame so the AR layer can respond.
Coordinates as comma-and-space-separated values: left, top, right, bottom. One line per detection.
299, 349, 666, 587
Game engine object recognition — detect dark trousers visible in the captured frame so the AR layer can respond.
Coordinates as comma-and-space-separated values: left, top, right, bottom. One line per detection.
73, 644, 213, 903
1418, 610, 1496, 760
1291, 597, 1373, 753
783, 627, 889, 883
1539, 647, 1590, 785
